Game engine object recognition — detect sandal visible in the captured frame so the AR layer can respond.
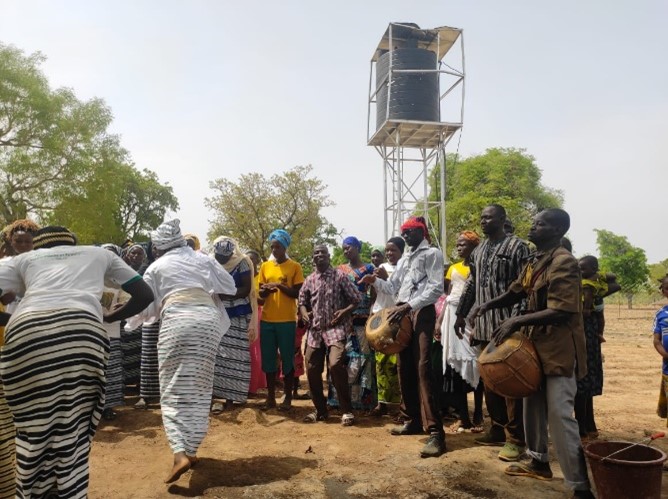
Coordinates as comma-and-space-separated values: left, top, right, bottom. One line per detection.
303, 411, 327, 423
211, 402, 224, 415
341, 413, 355, 426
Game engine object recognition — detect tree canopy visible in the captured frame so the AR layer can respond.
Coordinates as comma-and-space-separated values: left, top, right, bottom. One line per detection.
0, 43, 177, 243
206, 165, 337, 270
428, 148, 563, 257
595, 229, 650, 308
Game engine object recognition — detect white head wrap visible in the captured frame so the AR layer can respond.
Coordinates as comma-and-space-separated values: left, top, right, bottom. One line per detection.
151, 219, 186, 250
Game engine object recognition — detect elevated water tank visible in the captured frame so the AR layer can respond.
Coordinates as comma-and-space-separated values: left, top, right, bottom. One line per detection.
376, 47, 439, 129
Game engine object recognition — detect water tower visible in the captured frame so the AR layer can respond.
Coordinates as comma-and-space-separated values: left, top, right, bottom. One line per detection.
367, 23, 464, 250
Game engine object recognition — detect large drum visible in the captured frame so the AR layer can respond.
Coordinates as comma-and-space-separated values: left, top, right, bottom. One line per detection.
478, 332, 542, 398
365, 308, 413, 354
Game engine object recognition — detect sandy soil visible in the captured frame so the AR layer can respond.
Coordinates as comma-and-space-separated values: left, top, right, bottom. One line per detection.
89, 305, 668, 498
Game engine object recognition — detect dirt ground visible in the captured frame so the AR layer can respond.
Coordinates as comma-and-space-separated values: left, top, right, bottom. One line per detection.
89, 305, 668, 498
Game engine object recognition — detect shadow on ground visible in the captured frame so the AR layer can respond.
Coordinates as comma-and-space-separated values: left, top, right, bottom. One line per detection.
166, 455, 317, 497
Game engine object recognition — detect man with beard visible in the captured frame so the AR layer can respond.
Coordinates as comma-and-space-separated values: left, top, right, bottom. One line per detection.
470, 209, 593, 499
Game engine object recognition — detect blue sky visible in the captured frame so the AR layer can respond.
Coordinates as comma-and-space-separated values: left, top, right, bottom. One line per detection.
1, 0, 666, 261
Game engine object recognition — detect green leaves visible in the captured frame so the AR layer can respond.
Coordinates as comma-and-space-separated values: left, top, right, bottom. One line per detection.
428, 147, 563, 259
594, 229, 650, 297
205, 165, 337, 272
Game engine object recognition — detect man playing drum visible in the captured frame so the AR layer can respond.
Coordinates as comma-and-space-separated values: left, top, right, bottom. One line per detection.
298, 245, 361, 426
470, 209, 594, 499
361, 216, 445, 458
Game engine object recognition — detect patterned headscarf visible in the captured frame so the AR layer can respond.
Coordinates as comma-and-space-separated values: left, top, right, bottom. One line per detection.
371, 245, 385, 255
151, 219, 186, 251
32, 226, 77, 249
459, 230, 481, 246
342, 236, 362, 251
268, 229, 291, 249
183, 233, 201, 251
400, 216, 429, 237
101, 243, 122, 256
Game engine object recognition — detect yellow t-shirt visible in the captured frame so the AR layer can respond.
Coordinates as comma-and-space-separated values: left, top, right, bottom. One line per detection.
259, 259, 305, 323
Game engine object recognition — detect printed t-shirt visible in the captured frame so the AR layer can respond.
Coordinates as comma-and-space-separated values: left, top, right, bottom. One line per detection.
259, 258, 304, 322
0, 245, 140, 328
654, 305, 668, 375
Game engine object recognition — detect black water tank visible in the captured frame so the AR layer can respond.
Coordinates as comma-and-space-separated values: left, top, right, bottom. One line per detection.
376, 48, 439, 129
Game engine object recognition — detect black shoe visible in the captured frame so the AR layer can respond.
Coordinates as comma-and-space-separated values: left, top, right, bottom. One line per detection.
571, 490, 595, 499
420, 433, 446, 458
390, 423, 423, 436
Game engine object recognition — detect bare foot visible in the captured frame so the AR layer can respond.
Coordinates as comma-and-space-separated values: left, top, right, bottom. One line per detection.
164, 452, 191, 484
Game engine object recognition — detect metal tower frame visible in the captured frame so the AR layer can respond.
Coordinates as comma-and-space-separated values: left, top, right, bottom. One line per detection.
367, 23, 465, 250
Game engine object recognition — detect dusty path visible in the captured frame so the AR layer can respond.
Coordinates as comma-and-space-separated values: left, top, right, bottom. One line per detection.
89, 306, 668, 498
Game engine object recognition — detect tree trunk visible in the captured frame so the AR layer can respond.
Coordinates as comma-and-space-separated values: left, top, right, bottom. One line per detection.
626, 293, 633, 310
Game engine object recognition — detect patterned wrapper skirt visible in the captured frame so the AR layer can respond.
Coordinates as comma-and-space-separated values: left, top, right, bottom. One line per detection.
121, 324, 141, 385
159, 304, 224, 455
213, 314, 251, 403
0, 309, 109, 499
104, 337, 124, 409
328, 323, 377, 411
140, 321, 161, 399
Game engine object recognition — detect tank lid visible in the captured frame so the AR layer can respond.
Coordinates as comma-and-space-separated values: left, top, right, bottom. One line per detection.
371, 23, 462, 62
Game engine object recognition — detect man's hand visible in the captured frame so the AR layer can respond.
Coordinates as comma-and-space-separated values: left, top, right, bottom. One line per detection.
330, 308, 347, 326
359, 275, 376, 286
387, 303, 411, 324
374, 266, 389, 280
468, 303, 489, 327
454, 316, 467, 339
492, 317, 521, 346
299, 306, 312, 326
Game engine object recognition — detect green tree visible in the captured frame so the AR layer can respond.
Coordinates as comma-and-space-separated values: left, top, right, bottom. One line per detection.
206, 165, 338, 272
48, 164, 178, 244
428, 148, 563, 257
0, 43, 178, 243
594, 229, 650, 309
649, 259, 668, 283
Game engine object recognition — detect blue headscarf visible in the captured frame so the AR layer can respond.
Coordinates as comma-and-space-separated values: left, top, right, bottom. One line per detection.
342, 236, 362, 251
268, 229, 291, 249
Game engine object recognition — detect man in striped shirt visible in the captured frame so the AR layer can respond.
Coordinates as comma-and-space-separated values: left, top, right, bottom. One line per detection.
455, 204, 530, 462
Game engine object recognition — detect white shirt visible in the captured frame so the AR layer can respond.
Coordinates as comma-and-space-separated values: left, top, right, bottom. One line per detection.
371, 262, 398, 313
139, 246, 236, 320
0, 246, 140, 328
373, 239, 444, 311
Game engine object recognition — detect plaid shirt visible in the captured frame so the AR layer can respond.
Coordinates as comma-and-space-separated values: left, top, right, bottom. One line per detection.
298, 266, 361, 348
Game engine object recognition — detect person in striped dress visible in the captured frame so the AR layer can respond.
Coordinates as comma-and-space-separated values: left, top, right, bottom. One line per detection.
211, 237, 257, 412
0, 225, 154, 499
455, 204, 530, 462
129, 219, 236, 484
100, 243, 128, 420
120, 244, 147, 389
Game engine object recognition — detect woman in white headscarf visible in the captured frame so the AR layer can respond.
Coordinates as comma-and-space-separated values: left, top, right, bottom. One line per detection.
130, 219, 236, 484
210, 237, 258, 413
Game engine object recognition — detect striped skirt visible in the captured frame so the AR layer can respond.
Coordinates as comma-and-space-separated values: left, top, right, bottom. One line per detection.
121, 324, 141, 385
104, 337, 124, 409
140, 321, 161, 399
159, 304, 224, 455
0, 309, 109, 499
0, 375, 15, 499
213, 314, 251, 403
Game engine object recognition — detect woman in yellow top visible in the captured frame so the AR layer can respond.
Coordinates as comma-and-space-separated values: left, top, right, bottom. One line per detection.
436, 231, 484, 432
258, 229, 304, 411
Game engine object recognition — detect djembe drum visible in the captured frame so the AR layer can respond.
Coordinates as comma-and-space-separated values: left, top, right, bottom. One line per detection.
365, 308, 413, 354
477, 332, 542, 398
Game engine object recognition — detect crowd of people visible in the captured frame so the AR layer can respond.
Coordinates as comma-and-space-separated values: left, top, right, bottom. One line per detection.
0, 202, 641, 499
